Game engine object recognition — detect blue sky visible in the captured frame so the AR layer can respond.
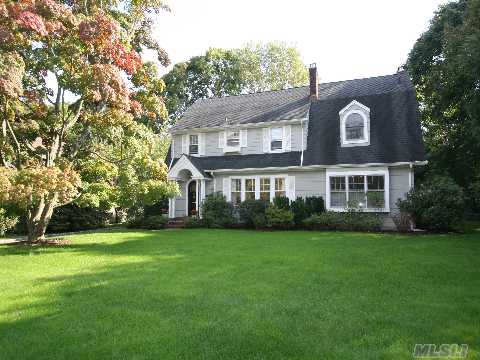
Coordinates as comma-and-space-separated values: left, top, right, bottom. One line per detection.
153, 0, 448, 82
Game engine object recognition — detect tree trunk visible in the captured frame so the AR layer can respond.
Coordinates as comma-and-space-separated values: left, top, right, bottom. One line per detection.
26, 195, 57, 243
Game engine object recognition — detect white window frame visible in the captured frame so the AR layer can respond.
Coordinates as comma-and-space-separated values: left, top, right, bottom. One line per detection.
325, 168, 389, 212
339, 100, 370, 147
270, 127, 283, 152
189, 134, 199, 155
226, 174, 294, 202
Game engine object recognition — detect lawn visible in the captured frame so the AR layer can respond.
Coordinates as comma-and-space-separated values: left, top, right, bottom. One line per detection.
1, 229, 479, 359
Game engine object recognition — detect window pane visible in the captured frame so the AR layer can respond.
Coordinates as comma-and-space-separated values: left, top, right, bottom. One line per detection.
227, 131, 239, 147
330, 176, 345, 191
189, 145, 198, 154
260, 191, 270, 201
271, 140, 283, 150
367, 191, 385, 208
275, 178, 285, 191
231, 179, 241, 192
271, 128, 283, 140
260, 178, 270, 191
345, 113, 364, 140
189, 135, 198, 145
331, 192, 347, 207
367, 175, 384, 190
245, 179, 255, 192
348, 175, 365, 208
231, 192, 241, 205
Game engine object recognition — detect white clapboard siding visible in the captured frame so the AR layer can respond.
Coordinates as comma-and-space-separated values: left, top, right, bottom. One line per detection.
182, 134, 188, 154
222, 178, 230, 201
198, 133, 205, 156
283, 125, 291, 151
240, 129, 248, 147
262, 128, 270, 153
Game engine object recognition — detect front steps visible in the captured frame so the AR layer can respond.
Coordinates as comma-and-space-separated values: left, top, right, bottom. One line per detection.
167, 217, 186, 229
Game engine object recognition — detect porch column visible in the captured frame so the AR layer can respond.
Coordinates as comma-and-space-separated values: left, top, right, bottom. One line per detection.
168, 198, 175, 218
199, 179, 206, 217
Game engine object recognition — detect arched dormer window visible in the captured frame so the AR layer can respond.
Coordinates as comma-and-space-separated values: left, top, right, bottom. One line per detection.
339, 100, 370, 146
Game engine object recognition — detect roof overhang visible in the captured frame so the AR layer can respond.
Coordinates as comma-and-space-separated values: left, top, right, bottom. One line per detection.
167, 155, 208, 181
170, 118, 309, 135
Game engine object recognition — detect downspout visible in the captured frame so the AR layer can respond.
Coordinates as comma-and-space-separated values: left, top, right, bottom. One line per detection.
300, 118, 304, 166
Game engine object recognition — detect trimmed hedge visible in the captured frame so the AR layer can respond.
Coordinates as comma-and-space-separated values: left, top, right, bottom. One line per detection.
303, 211, 382, 232
238, 199, 268, 228
265, 206, 294, 229
127, 215, 168, 230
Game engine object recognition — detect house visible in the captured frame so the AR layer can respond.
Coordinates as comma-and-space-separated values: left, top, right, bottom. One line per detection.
166, 64, 426, 229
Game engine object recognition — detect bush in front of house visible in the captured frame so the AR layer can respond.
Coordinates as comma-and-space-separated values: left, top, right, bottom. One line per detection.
238, 199, 268, 228
272, 196, 290, 210
201, 192, 236, 228
303, 210, 382, 232
397, 176, 465, 231
47, 204, 111, 233
184, 216, 204, 228
265, 205, 294, 230
127, 215, 168, 230
290, 196, 325, 227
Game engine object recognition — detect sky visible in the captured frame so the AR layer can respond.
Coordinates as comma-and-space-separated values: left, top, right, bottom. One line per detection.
152, 0, 448, 83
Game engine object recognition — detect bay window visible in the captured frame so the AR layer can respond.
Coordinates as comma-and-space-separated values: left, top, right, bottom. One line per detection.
326, 170, 388, 211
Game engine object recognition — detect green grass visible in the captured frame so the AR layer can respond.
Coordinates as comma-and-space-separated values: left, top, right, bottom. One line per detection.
1, 229, 479, 359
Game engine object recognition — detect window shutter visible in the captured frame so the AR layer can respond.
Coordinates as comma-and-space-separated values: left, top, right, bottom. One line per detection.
287, 176, 295, 200
218, 131, 226, 149
263, 128, 270, 153
198, 133, 205, 156
240, 129, 248, 147
182, 134, 188, 154
283, 125, 291, 151
222, 177, 230, 201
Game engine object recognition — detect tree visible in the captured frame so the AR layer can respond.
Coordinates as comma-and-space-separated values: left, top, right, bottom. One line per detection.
406, 0, 480, 208
0, 0, 178, 242
162, 42, 308, 122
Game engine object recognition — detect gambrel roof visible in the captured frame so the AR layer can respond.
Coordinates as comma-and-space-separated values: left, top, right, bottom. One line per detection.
166, 72, 426, 170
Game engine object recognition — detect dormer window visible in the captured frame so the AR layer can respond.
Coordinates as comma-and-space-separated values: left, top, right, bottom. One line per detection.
339, 100, 370, 146
270, 127, 283, 151
189, 134, 198, 154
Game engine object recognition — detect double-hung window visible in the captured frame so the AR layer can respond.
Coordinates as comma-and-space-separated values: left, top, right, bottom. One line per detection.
260, 178, 271, 201
245, 178, 256, 201
270, 127, 283, 151
227, 130, 240, 147
231, 179, 242, 205
189, 134, 198, 155
274, 178, 286, 198
327, 171, 388, 211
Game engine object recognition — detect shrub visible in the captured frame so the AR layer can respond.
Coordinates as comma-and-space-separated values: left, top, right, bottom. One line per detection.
273, 196, 290, 210
265, 205, 294, 230
126, 215, 168, 230
290, 197, 308, 227
201, 192, 235, 228
47, 204, 110, 233
397, 176, 465, 231
305, 196, 325, 215
0, 208, 17, 237
184, 216, 204, 228
238, 199, 268, 228
144, 198, 169, 217
303, 211, 382, 232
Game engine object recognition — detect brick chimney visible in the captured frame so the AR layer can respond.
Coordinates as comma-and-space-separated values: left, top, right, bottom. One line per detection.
309, 63, 318, 99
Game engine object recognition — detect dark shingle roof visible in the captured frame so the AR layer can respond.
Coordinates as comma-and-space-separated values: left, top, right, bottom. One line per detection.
171, 152, 302, 172
304, 83, 426, 165
171, 86, 310, 131
168, 72, 426, 170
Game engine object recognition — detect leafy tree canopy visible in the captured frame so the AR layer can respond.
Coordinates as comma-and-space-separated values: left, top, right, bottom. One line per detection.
0, 0, 178, 241
406, 0, 480, 206
162, 42, 309, 122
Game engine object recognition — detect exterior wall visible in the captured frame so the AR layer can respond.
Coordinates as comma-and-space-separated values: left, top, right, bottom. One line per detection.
289, 170, 326, 199
171, 123, 306, 158
389, 165, 412, 213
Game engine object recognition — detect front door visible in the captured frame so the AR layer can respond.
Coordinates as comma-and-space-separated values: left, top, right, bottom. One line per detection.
187, 180, 197, 216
